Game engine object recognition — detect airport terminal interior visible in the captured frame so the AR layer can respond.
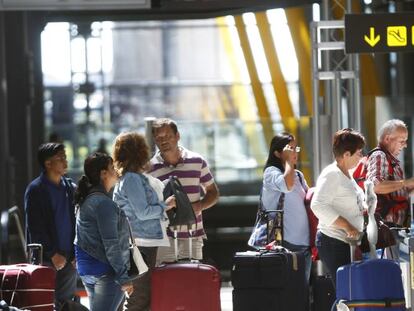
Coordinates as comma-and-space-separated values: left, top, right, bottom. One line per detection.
1, 0, 414, 310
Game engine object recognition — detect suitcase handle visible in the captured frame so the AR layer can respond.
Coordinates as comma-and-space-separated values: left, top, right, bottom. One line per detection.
27, 243, 43, 265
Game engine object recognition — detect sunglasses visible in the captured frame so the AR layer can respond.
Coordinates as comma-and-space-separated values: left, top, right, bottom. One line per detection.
285, 146, 301, 153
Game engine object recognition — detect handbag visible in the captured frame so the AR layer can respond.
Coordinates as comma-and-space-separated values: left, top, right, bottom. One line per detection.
359, 213, 396, 253
247, 190, 285, 248
126, 217, 149, 277
163, 176, 196, 227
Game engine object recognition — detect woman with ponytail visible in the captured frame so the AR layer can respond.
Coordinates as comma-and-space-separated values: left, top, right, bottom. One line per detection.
74, 152, 134, 311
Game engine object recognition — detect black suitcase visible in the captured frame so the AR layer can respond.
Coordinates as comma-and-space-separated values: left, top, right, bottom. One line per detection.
311, 275, 335, 311
231, 249, 308, 311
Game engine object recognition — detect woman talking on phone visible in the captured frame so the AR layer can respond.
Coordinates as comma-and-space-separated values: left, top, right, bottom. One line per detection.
248, 132, 311, 282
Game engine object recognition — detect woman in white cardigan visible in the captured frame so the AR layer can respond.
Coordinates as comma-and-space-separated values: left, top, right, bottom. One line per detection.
311, 128, 366, 286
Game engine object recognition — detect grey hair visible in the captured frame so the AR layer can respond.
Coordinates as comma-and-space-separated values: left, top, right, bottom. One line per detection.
378, 119, 407, 142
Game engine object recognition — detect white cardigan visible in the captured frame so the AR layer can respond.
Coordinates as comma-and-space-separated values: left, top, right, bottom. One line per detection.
311, 162, 365, 243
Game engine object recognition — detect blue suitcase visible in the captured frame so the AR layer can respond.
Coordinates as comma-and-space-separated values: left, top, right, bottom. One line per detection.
336, 259, 405, 310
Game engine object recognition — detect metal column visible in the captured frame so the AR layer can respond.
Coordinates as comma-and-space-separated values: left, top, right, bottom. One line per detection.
310, 20, 361, 179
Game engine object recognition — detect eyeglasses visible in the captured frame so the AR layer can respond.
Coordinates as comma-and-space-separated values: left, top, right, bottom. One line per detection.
285, 146, 301, 153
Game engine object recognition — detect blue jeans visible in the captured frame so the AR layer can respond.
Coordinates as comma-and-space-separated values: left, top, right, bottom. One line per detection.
282, 240, 312, 283
81, 274, 125, 311
315, 231, 350, 287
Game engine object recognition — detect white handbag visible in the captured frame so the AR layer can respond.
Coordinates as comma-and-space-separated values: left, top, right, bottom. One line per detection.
126, 218, 148, 277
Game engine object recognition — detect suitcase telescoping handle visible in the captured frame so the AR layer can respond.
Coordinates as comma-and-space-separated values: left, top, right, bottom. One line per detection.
27, 243, 43, 265
346, 233, 363, 262
172, 226, 194, 261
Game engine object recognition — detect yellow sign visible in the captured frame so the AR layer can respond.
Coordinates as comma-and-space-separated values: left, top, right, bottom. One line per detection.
412, 26, 414, 46
364, 27, 380, 47
387, 26, 407, 46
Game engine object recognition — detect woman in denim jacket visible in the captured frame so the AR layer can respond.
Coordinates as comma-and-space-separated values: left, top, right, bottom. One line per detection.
74, 153, 134, 311
113, 132, 175, 311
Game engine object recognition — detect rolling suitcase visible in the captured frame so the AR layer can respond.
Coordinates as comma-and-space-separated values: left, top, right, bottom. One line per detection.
0, 263, 55, 311
231, 248, 308, 311
151, 232, 221, 311
151, 180, 221, 311
0, 243, 55, 311
151, 261, 221, 311
336, 259, 405, 310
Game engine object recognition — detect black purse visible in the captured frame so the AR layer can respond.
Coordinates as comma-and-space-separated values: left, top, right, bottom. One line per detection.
359, 214, 396, 253
163, 176, 197, 227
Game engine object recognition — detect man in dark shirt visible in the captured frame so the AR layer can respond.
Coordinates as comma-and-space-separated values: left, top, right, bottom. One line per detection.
24, 143, 77, 309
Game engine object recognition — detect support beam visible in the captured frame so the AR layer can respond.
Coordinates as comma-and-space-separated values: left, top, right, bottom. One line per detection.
360, 55, 382, 148
234, 14, 274, 145
256, 11, 313, 183
285, 7, 313, 116
255, 12, 295, 132
216, 16, 267, 165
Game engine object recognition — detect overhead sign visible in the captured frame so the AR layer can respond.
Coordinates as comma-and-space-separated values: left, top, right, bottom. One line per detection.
345, 13, 414, 53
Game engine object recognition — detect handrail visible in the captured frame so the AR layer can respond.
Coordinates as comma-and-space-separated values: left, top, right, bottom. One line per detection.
8, 206, 27, 260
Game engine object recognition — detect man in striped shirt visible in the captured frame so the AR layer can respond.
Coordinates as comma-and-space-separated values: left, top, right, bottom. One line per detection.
148, 118, 219, 263
366, 119, 414, 258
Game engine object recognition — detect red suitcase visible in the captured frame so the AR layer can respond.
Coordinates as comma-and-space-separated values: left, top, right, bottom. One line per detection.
0, 263, 55, 310
151, 262, 221, 311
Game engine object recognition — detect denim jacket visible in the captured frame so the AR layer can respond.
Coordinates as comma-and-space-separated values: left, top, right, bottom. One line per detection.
113, 172, 166, 240
74, 186, 133, 285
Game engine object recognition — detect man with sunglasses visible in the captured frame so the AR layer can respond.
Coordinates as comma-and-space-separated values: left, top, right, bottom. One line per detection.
148, 118, 219, 264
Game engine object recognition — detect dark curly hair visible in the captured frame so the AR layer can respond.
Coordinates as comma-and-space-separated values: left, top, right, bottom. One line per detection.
113, 132, 150, 175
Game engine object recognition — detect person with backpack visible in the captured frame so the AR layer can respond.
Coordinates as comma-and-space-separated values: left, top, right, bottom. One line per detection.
353, 119, 414, 259
248, 132, 312, 282
311, 128, 366, 286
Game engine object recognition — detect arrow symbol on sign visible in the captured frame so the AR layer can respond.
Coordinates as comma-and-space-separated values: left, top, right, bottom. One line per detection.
364, 27, 380, 47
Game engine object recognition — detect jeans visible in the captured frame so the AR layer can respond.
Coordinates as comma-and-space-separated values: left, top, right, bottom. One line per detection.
315, 231, 350, 287
81, 274, 125, 311
282, 240, 312, 283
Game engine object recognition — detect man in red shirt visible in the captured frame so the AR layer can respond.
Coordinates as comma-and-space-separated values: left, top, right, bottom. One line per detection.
366, 119, 414, 258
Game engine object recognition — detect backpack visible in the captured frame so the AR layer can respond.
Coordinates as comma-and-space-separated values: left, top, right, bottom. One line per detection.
353, 147, 408, 219
353, 147, 391, 191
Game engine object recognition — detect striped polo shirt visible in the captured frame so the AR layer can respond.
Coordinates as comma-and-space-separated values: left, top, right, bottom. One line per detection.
148, 146, 214, 238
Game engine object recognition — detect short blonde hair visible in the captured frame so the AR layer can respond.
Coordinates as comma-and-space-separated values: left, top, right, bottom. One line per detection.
113, 132, 149, 175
